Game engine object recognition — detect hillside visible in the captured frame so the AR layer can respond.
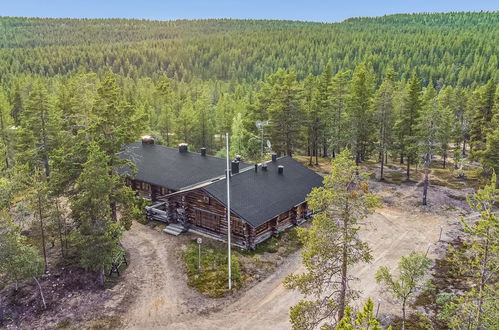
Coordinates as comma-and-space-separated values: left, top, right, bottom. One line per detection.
1, 12, 498, 85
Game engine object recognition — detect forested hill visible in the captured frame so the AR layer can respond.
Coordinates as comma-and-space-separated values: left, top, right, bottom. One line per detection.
1, 12, 498, 85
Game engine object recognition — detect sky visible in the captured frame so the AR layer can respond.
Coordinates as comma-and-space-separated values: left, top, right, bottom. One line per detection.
0, 0, 497, 22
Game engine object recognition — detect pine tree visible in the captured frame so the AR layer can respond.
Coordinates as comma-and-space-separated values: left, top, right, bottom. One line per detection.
469, 79, 497, 153
89, 72, 146, 221
347, 63, 375, 164
267, 69, 302, 156
395, 74, 422, 179
18, 80, 60, 177
445, 175, 498, 328
156, 76, 175, 146
0, 88, 13, 170
335, 299, 385, 330
374, 69, 396, 180
418, 86, 440, 205
301, 74, 317, 165
70, 144, 123, 287
329, 71, 350, 158
316, 62, 333, 157
284, 150, 380, 329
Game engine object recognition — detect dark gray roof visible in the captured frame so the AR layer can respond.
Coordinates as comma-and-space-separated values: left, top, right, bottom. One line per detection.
203, 157, 324, 227
119, 142, 250, 191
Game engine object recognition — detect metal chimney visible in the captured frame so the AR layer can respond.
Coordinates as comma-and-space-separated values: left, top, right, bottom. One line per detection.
278, 165, 284, 174
179, 143, 188, 153
231, 161, 239, 175
271, 153, 277, 162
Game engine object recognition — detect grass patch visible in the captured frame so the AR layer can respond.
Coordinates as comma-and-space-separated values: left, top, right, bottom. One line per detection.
86, 316, 122, 329
241, 227, 303, 257
430, 168, 483, 190
182, 241, 242, 297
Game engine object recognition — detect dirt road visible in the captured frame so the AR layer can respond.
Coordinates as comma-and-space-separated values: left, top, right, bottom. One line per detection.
115, 203, 456, 330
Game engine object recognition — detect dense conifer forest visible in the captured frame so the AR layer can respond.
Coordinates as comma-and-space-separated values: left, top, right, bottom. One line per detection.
0, 12, 498, 328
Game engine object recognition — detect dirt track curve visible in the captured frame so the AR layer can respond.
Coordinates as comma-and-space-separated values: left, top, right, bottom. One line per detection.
112, 203, 455, 330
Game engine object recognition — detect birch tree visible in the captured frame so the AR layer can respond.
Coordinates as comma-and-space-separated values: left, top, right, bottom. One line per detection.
375, 251, 431, 330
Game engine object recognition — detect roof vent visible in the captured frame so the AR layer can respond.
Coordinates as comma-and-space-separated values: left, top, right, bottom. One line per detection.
179, 143, 188, 153
200, 147, 207, 156
262, 163, 268, 171
278, 165, 284, 174
254, 164, 258, 172
231, 161, 240, 175
271, 153, 277, 162
141, 135, 155, 144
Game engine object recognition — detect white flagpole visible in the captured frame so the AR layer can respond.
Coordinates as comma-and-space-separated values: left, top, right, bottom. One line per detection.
226, 133, 232, 291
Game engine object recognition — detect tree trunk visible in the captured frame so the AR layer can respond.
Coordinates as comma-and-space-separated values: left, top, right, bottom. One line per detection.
98, 268, 105, 288
337, 216, 349, 321
380, 150, 385, 181
406, 158, 410, 180
443, 152, 447, 169
0, 291, 4, 323
37, 193, 48, 273
33, 277, 46, 309
423, 166, 429, 205
400, 154, 404, 164
402, 298, 406, 330
476, 229, 490, 329
462, 140, 466, 156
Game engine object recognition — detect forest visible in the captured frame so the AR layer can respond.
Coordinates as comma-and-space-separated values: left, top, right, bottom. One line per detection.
0, 11, 498, 328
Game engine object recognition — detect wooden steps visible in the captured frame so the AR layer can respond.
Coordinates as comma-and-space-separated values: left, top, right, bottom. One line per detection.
163, 223, 186, 236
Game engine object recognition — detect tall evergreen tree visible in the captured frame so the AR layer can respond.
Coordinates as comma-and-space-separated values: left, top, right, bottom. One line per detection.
395, 74, 422, 179
347, 63, 375, 164
469, 79, 497, 153
266, 69, 302, 156
0, 88, 13, 170
17, 80, 60, 177
374, 68, 396, 180
156, 76, 175, 146
329, 71, 350, 158
71, 144, 124, 287
284, 150, 379, 328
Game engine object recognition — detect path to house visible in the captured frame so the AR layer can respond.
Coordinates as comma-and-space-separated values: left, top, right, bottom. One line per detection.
114, 194, 460, 330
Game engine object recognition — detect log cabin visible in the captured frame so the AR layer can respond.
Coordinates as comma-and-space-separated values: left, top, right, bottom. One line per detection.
119, 138, 323, 249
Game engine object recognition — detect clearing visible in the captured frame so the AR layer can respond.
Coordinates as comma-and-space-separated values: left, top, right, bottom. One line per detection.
111, 177, 469, 329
